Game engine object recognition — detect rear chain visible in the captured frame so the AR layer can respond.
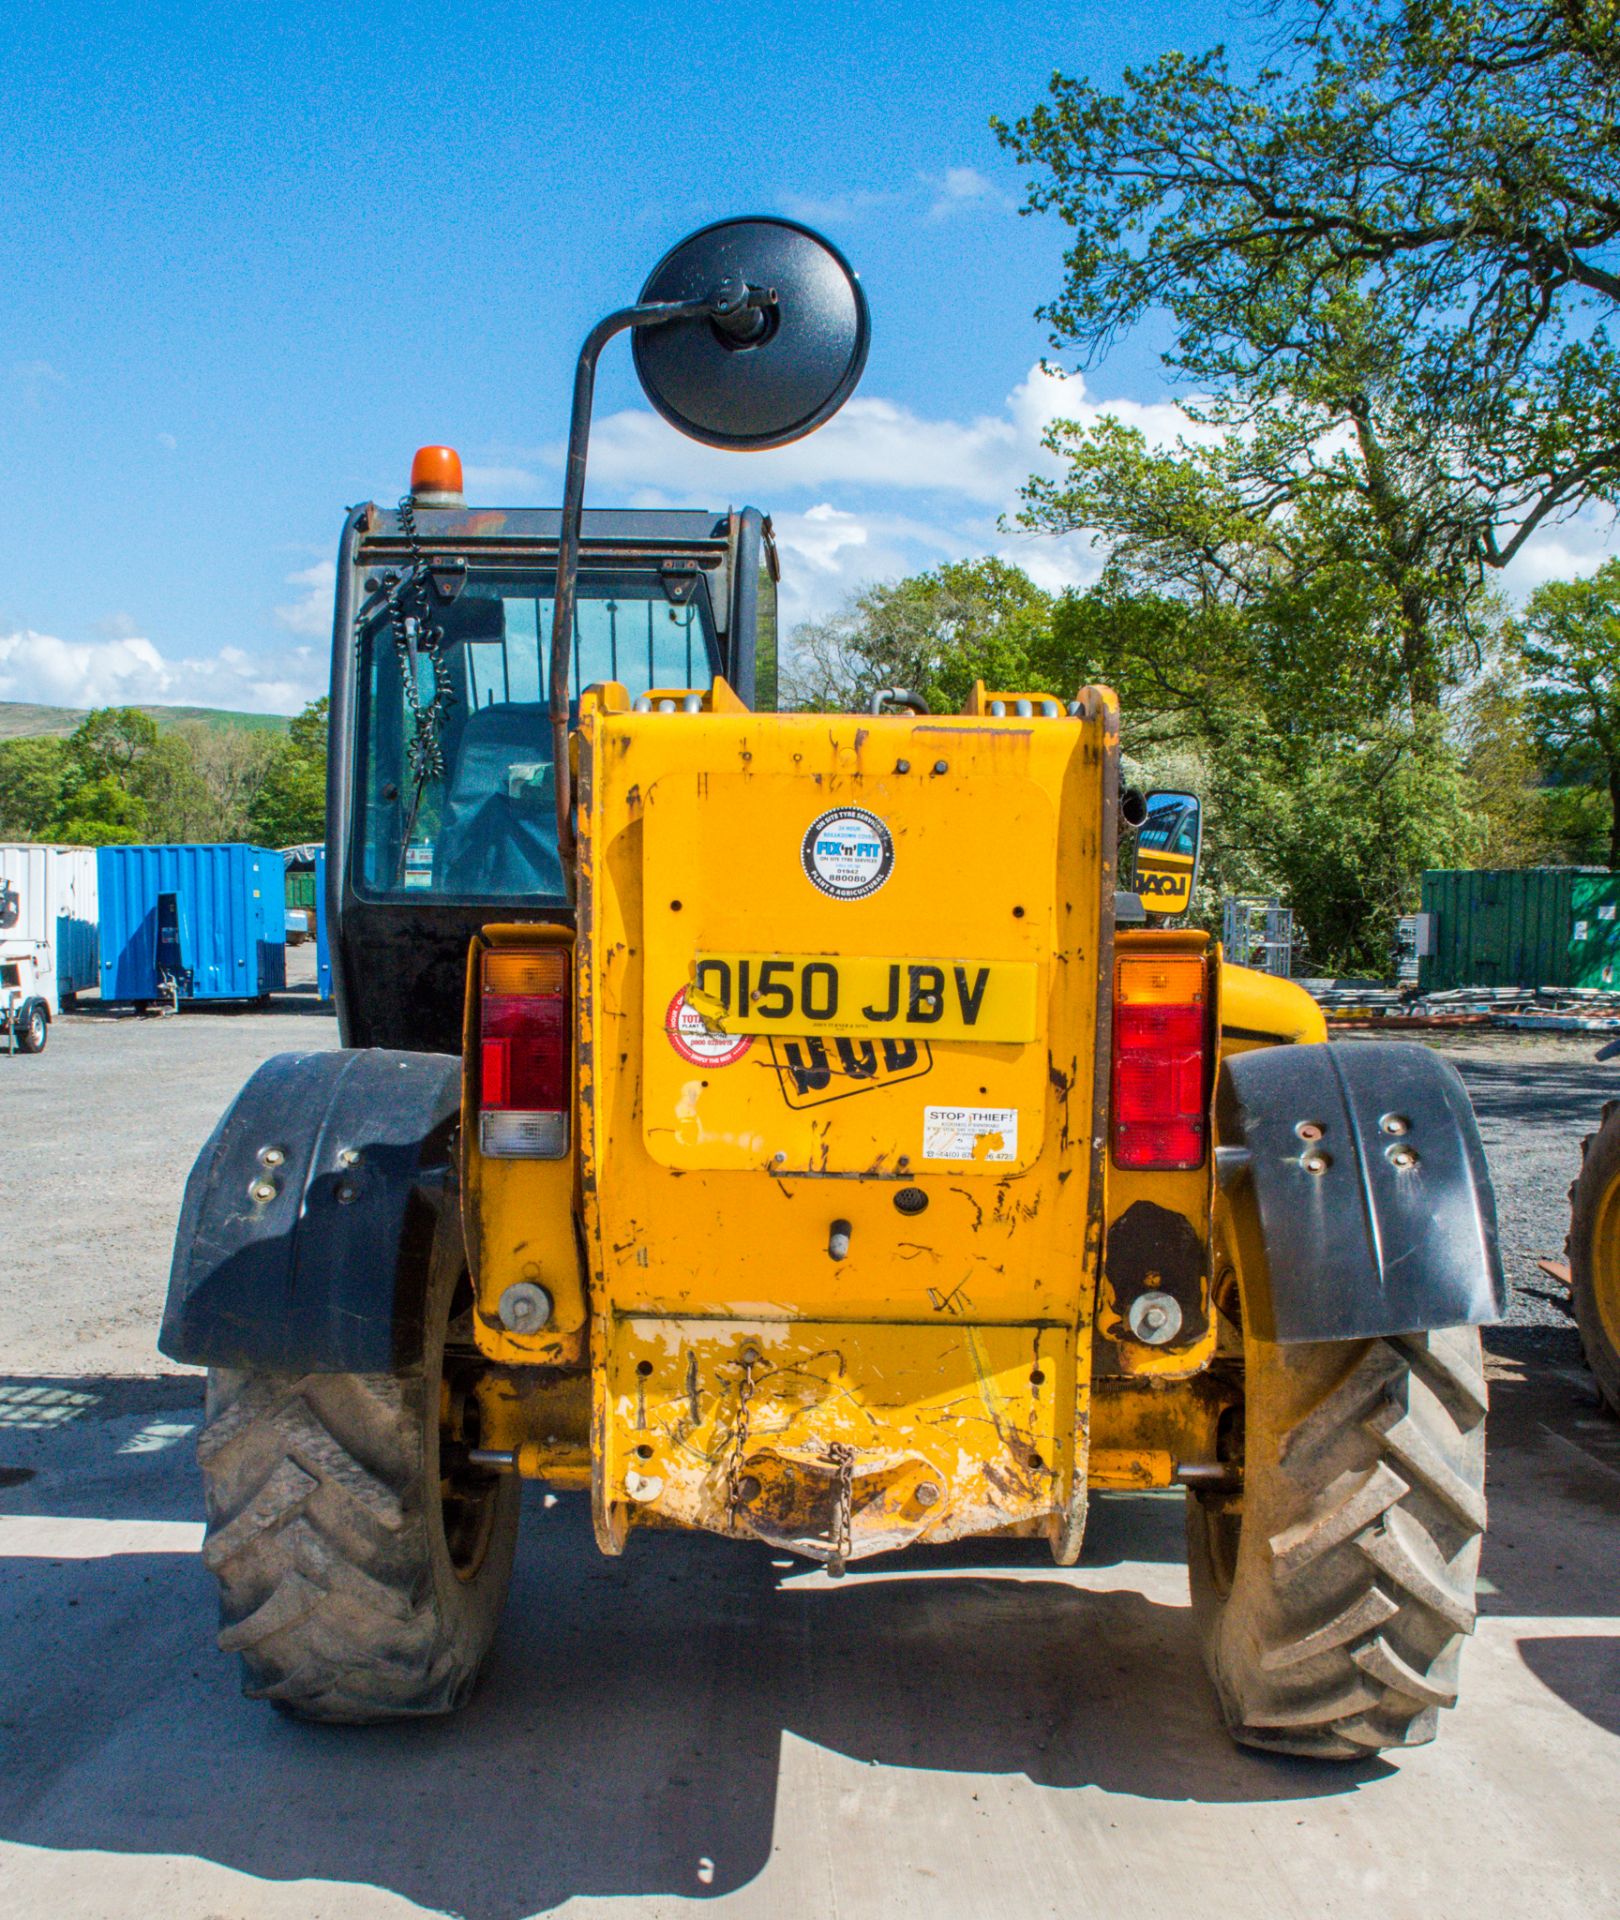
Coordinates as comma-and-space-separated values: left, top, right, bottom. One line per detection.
383, 493, 456, 785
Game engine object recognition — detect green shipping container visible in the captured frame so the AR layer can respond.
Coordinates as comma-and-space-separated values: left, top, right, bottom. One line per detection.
1419, 869, 1620, 992
285, 868, 317, 912
1569, 873, 1620, 989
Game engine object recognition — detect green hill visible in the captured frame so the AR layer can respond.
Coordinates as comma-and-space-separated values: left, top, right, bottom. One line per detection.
0, 701, 290, 740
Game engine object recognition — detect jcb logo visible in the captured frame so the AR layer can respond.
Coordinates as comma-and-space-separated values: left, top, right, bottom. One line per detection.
769, 1035, 933, 1109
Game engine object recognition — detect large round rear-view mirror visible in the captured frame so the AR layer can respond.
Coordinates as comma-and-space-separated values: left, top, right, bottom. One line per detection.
632, 216, 870, 450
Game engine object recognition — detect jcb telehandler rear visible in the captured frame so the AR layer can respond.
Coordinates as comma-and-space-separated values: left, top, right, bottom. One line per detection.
163, 218, 1504, 1756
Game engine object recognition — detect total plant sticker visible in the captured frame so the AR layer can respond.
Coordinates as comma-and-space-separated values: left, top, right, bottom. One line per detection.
802, 807, 893, 901
665, 986, 753, 1068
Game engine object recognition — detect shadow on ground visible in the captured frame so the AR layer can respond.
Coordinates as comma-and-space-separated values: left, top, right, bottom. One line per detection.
2, 1330, 1616, 1917
1, 1474, 1390, 1917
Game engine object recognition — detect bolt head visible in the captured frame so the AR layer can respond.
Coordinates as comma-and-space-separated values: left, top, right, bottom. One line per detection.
497, 1281, 553, 1335
250, 1179, 277, 1203
1128, 1289, 1183, 1346
915, 1481, 941, 1508
259, 1146, 285, 1168
1302, 1152, 1330, 1174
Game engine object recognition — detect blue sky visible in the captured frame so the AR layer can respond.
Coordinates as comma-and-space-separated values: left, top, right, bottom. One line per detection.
1, 1, 1612, 715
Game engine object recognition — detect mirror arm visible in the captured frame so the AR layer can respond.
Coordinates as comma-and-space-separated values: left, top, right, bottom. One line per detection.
549, 288, 777, 890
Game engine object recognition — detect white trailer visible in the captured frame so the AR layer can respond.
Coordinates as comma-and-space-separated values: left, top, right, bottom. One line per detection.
0, 844, 99, 1054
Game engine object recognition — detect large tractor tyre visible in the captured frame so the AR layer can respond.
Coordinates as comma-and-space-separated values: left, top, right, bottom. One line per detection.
15, 999, 47, 1053
195, 1228, 520, 1722
1187, 1318, 1487, 1759
1568, 1100, 1620, 1415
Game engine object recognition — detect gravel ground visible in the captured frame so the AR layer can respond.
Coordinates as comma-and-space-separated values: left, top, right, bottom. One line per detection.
1385, 1027, 1614, 1329
0, 979, 1607, 1371
0, 946, 336, 1375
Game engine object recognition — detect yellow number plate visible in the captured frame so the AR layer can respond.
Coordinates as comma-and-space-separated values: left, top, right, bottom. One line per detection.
690, 954, 1038, 1041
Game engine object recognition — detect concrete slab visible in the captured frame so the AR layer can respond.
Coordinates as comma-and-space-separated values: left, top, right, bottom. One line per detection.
0, 1350, 1614, 1920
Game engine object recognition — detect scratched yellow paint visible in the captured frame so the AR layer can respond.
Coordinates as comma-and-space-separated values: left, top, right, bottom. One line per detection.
575, 682, 1113, 1560
457, 680, 1332, 1546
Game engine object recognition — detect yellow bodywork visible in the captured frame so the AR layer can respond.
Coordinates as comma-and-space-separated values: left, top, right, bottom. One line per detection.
464, 680, 1327, 1568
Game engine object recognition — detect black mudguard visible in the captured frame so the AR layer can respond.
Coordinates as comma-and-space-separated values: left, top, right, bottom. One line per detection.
160, 1048, 461, 1372
1215, 1040, 1505, 1344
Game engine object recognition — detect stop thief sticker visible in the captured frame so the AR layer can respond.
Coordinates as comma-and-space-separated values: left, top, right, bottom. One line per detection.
801, 807, 893, 901
664, 986, 753, 1067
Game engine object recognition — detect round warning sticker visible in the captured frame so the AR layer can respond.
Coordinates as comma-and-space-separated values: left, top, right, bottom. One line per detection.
665, 987, 753, 1067
802, 807, 893, 900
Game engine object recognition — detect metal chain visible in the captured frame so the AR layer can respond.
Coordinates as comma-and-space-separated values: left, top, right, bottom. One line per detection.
385, 494, 456, 785
725, 1347, 760, 1528
826, 1442, 856, 1578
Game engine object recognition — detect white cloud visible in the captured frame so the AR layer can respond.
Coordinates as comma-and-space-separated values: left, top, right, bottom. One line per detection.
924, 166, 1013, 221
0, 628, 319, 714
457, 365, 1219, 626
10, 359, 66, 408
422, 364, 1620, 643
274, 559, 335, 637
776, 188, 904, 227
1499, 505, 1620, 595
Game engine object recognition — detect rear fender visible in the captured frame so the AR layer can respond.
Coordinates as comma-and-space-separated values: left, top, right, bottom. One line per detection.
159, 1048, 461, 1372
1216, 1040, 1504, 1343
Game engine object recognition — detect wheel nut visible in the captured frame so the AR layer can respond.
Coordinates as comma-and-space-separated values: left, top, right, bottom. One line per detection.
497, 1281, 553, 1334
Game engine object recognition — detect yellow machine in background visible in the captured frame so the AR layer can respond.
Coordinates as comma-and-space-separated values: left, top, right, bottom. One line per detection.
164, 217, 1505, 1760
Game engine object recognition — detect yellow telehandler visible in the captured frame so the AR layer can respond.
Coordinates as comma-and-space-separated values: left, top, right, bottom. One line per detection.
163, 217, 1502, 1757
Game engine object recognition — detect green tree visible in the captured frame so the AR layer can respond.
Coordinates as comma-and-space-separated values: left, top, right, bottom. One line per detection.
781, 561, 1056, 712
996, 2, 1620, 589
1521, 558, 1620, 865
0, 737, 70, 838
247, 696, 328, 845
178, 722, 285, 841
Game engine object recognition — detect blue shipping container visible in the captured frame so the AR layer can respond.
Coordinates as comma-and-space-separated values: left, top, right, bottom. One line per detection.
97, 844, 287, 1003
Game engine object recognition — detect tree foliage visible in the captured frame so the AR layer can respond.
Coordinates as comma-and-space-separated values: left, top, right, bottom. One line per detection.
781, 561, 1058, 713
996, 1, 1620, 582
1521, 556, 1620, 862
0, 698, 328, 847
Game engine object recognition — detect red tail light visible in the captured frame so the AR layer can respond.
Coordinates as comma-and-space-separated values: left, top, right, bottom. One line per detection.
1112, 956, 1209, 1169
480, 948, 570, 1159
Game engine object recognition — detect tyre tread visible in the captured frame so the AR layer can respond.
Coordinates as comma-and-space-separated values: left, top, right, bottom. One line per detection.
1195, 1331, 1486, 1759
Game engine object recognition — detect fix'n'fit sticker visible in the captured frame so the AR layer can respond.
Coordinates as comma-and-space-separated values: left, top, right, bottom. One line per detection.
802, 807, 893, 901
665, 986, 753, 1067
922, 1105, 1018, 1163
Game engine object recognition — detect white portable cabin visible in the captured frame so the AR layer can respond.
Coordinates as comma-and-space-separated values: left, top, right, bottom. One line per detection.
0, 844, 100, 1022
